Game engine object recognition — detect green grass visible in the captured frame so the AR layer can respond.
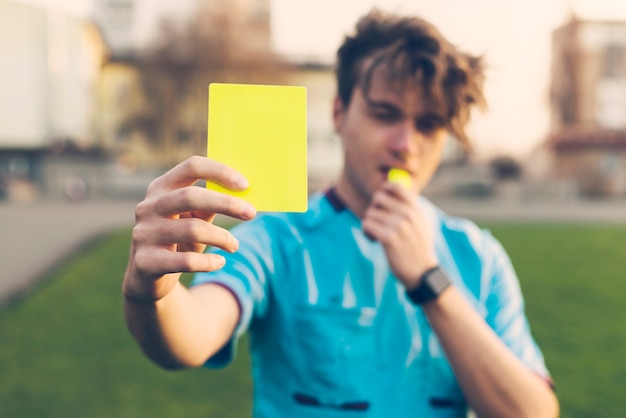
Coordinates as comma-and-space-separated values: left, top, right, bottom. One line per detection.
0, 230, 252, 418
482, 223, 626, 418
1, 224, 625, 417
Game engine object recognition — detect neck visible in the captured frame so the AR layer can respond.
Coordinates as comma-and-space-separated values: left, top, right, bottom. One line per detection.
333, 172, 369, 219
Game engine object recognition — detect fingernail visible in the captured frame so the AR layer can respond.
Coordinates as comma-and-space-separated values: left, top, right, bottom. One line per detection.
243, 203, 256, 219
235, 175, 249, 189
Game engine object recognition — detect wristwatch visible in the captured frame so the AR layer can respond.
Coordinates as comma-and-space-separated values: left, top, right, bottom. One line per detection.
406, 266, 451, 305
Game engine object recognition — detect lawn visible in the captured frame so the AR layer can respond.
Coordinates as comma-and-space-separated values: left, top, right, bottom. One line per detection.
0, 223, 625, 417
0, 230, 253, 418
482, 223, 626, 418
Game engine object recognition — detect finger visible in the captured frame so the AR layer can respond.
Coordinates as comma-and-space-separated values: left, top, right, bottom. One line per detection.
135, 247, 228, 276
152, 186, 256, 221
362, 215, 392, 243
177, 242, 207, 254
136, 217, 240, 253
382, 181, 420, 202
364, 205, 396, 225
375, 185, 422, 214
369, 191, 390, 210
151, 156, 249, 193
187, 211, 217, 224
369, 188, 403, 212
176, 213, 216, 252
363, 203, 419, 244
177, 212, 216, 252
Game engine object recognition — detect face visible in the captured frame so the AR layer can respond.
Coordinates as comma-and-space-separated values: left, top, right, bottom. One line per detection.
333, 66, 449, 217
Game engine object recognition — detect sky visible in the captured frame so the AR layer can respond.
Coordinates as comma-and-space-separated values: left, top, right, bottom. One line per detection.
15, 0, 626, 158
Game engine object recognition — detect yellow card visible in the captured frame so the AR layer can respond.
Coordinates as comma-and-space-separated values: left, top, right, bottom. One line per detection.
207, 83, 308, 212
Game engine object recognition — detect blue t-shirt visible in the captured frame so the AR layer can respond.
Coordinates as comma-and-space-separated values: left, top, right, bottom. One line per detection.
191, 191, 550, 417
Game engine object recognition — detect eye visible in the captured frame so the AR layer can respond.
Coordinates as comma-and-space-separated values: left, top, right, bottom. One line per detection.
415, 115, 445, 135
372, 111, 401, 123
369, 104, 403, 123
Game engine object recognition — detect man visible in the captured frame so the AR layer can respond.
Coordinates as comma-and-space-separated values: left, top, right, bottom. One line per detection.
123, 9, 559, 417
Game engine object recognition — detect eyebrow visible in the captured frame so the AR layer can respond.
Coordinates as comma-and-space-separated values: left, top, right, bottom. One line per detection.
417, 112, 445, 122
366, 98, 446, 123
365, 99, 402, 113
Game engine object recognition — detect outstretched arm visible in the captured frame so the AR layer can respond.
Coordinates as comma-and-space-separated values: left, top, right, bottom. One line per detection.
122, 156, 256, 369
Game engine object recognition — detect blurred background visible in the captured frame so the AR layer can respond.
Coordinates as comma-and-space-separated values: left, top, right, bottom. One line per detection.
2, 0, 626, 201
0, 0, 625, 417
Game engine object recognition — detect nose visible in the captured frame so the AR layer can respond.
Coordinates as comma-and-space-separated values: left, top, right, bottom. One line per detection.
388, 120, 418, 161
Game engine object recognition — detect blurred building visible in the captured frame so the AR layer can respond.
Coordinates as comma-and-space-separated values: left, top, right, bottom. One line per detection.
197, 0, 271, 55
287, 61, 340, 190
0, 0, 490, 201
547, 16, 626, 197
0, 0, 106, 201
93, 0, 135, 58
92, 0, 283, 171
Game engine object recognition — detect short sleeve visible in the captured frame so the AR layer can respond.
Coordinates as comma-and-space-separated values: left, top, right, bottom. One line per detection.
483, 232, 551, 381
190, 218, 274, 368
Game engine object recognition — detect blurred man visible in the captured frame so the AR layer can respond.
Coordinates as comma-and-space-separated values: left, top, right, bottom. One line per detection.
123, 9, 558, 417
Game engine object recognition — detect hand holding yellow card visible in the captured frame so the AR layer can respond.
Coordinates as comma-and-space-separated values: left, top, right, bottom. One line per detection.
207, 83, 308, 212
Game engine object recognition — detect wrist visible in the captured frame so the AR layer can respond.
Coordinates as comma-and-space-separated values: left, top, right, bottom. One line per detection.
406, 266, 452, 305
122, 272, 178, 304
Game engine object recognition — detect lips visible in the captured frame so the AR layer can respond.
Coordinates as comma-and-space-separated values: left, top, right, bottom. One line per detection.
379, 165, 412, 176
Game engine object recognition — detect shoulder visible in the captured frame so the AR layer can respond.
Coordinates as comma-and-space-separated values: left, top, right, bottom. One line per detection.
423, 197, 511, 287
422, 197, 499, 254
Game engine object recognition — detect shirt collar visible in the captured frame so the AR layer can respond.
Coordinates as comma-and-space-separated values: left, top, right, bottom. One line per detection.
324, 187, 347, 212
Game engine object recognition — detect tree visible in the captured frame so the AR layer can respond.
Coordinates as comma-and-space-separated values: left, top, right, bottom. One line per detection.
119, 0, 290, 167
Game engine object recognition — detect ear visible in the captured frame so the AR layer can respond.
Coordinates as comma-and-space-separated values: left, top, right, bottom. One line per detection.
332, 95, 345, 133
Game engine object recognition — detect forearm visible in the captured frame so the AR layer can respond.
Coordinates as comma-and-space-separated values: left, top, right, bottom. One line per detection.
423, 287, 559, 418
124, 280, 239, 370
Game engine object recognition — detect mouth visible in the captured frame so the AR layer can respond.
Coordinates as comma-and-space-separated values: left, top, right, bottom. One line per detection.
379, 165, 412, 176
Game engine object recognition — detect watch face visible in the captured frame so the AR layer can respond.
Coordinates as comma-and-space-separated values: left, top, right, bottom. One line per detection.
428, 268, 451, 295
407, 267, 451, 305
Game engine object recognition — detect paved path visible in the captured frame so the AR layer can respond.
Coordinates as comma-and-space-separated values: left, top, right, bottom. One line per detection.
432, 196, 626, 223
0, 199, 138, 306
0, 195, 624, 306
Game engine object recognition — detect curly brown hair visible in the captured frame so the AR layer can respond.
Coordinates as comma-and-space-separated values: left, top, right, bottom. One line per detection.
335, 9, 486, 147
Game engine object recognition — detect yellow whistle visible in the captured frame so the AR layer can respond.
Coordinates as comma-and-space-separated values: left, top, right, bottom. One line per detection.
387, 168, 413, 189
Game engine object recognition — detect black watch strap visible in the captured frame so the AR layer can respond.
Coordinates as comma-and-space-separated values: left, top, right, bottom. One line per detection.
406, 266, 451, 305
